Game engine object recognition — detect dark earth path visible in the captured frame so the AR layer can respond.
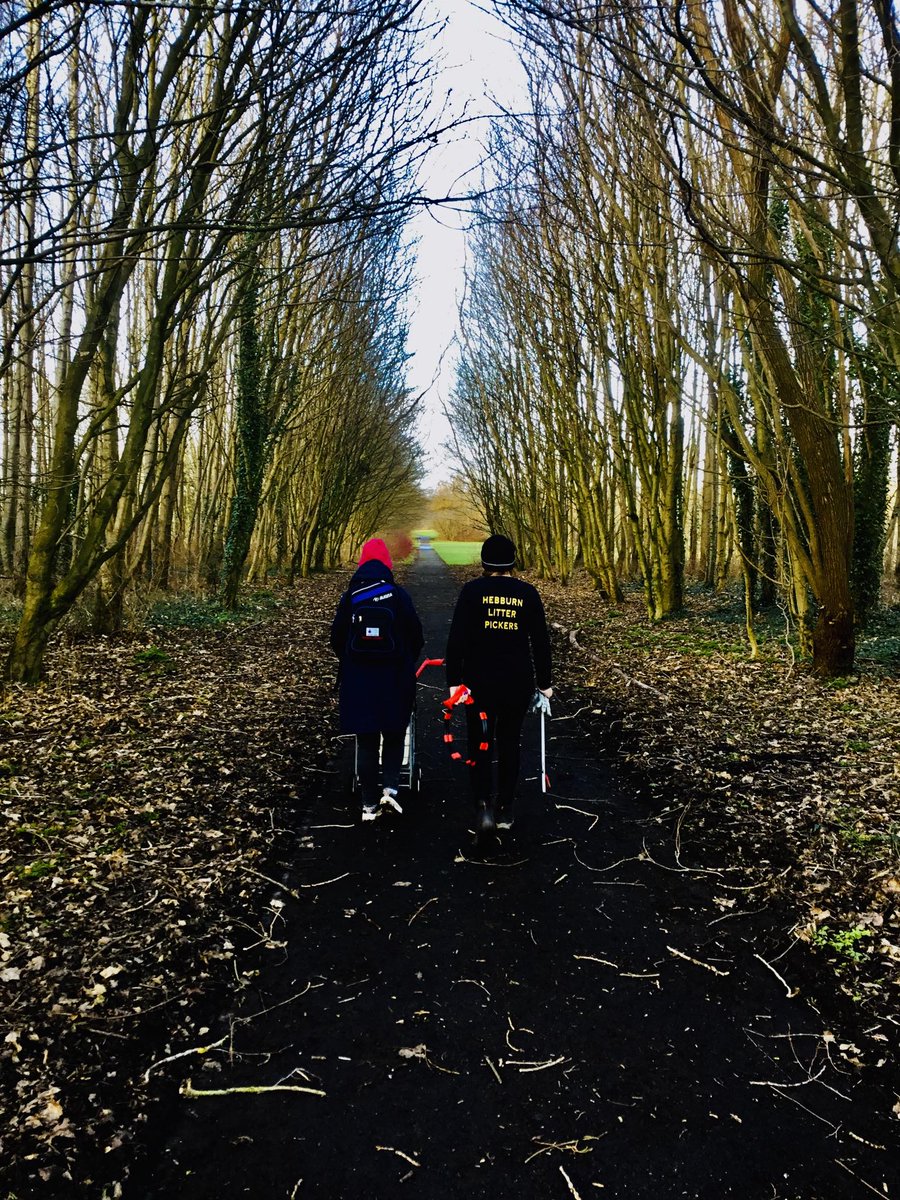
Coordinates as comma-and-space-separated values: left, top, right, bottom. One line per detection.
131, 552, 899, 1199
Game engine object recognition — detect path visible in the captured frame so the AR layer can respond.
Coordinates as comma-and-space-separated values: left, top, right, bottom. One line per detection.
132, 552, 899, 1199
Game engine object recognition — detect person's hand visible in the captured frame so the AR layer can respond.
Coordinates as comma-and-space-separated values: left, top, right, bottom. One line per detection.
539, 686, 553, 699
530, 689, 552, 716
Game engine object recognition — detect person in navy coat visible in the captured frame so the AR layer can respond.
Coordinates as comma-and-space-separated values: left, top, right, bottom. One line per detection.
330, 538, 424, 821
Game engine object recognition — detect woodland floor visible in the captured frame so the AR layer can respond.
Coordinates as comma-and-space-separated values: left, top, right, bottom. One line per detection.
1, 552, 899, 1198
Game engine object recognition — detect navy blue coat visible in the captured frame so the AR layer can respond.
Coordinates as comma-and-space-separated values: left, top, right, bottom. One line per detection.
330, 561, 424, 734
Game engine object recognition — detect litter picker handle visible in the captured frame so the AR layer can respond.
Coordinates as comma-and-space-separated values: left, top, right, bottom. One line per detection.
416, 656, 445, 678
541, 710, 550, 793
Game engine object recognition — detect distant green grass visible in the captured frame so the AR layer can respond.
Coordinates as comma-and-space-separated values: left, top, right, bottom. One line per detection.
413, 528, 439, 539
430, 540, 482, 566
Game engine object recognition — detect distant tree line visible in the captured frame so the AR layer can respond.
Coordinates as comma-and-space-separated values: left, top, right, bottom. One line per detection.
0, 0, 433, 681
449, 0, 900, 676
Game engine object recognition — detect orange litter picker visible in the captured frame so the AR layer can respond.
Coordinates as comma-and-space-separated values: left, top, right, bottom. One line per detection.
442, 684, 489, 766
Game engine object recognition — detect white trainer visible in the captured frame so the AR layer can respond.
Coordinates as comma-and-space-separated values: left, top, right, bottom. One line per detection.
380, 788, 402, 814
361, 803, 379, 822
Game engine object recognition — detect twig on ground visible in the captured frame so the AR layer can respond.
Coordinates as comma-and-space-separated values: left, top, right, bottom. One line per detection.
749, 1065, 826, 1087
425, 1053, 460, 1076
300, 872, 350, 889
552, 706, 592, 721
766, 1084, 839, 1131
557, 803, 601, 830
846, 1130, 886, 1151
180, 1078, 325, 1098
674, 804, 689, 866
574, 955, 619, 969
455, 978, 491, 999
609, 665, 669, 702
121, 890, 159, 915
408, 897, 437, 926
376, 1146, 421, 1167
143, 1035, 229, 1083
525, 1135, 602, 1163
240, 865, 301, 900
454, 852, 530, 867
238, 982, 318, 1025
667, 946, 730, 977
515, 1056, 567, 1072
484, 1056, 502, 1083
753, 952, 799, 998
835, 1160, 886, 1197
643, 839, 723, 876
559, 1164, 584, 1199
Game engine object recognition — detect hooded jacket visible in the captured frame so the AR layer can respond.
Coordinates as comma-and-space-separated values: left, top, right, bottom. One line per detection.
330, 560, 424, 734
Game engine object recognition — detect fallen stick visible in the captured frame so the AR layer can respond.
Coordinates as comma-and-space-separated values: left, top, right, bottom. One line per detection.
749, 1066, 826, 1088
408, 897, 438, 926
667, 946, 730, 976
754, 952, 798, 998
559, 1165, 584, 1199
835, 1161, 886, 1198
609, 665, 668, 702
556, 804, 600, 831
574, 955, 619, 969
180, 1078, 325, 1098
552, 706, 592, 721
143, 1035, 229, 1083
300, 872, 350, 889
376, 1146, 421, 1167
456, 977, 491, 999
516, 1056, 567, 1072
241, 865, 301, 900
425, 1053, 460, 1076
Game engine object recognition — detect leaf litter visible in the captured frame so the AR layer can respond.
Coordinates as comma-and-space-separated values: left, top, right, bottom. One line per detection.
2, 569, 900, 1194
0, 577, 344, 1194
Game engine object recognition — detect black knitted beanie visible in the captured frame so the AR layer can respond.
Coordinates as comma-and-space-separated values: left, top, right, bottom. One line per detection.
481, 534, 516, 571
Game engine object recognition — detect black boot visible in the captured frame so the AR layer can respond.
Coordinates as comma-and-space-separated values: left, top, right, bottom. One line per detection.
496, 799, 515, 831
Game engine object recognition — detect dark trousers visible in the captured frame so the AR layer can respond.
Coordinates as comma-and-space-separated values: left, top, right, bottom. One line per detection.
356, 731, 405, 804
466, 693, 529, 811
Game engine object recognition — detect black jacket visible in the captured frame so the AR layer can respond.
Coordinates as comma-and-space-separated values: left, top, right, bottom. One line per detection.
445, 574, 552, 705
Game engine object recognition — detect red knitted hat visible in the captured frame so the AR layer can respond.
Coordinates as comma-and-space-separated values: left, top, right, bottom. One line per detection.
358, 537, 392, 569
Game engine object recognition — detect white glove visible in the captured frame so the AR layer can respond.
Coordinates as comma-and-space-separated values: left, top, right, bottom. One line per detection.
531, 689, 552, 717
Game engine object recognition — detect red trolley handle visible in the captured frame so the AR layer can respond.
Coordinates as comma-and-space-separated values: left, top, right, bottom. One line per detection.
416, 656, 445, 679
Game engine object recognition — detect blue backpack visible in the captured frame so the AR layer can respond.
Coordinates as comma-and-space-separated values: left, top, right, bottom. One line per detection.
348, 581, 399, 659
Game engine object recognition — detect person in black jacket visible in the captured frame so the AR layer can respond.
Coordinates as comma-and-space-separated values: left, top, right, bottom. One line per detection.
330, 538, 424, 821
445, 534, 552, 836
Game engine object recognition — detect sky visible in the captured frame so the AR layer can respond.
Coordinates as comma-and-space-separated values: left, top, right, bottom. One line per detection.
405, 1, 525, 490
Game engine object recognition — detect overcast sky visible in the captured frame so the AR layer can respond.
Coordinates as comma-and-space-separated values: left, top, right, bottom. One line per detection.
406, 1, 525, 489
